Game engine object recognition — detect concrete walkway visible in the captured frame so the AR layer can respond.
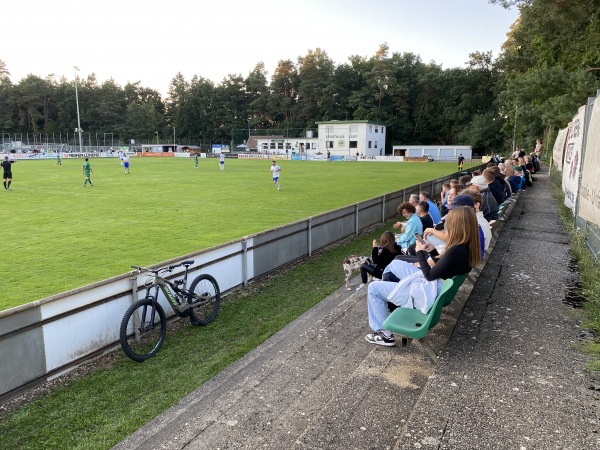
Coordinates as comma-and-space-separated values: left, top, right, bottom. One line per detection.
114, 173, 599, 450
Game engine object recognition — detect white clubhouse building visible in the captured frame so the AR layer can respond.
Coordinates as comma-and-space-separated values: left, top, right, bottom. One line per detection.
250, 120, 386, 160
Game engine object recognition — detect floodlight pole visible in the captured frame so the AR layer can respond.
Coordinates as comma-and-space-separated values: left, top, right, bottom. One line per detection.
511, 104, 518, 154
74, 66, 83, 153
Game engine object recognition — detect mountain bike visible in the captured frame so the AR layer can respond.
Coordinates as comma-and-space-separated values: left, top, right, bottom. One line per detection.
119, 260, 220, 362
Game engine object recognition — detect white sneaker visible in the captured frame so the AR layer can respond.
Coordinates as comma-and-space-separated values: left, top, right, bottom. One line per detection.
355, 283, 365, 291
365, 331, 396, 347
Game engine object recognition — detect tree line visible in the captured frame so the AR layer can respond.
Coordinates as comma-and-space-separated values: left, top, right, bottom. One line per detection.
1, 0, 599, 155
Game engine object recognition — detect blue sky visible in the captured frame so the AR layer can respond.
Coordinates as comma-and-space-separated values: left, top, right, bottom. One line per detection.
2, 0, 519, 96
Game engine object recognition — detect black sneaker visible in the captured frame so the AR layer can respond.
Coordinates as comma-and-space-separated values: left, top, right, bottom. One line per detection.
365, 331, 396, 347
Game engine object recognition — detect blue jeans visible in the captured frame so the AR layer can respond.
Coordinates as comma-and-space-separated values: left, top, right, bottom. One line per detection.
368, 260, 441, 332
368, 260, 420, 332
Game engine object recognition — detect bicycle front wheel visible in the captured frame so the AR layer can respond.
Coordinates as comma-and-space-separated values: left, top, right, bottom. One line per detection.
188, 274, 220, 325
119, 297, 167, 362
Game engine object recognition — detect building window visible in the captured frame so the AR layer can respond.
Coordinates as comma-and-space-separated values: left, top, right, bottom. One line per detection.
381, 127, 384, 133
277, 142, 283, 150
285, 143, 291, 149
374, 142, 378, 148
375, 127, 378, 133
326, 141, 334, 148
369, 125, 372, 132
368, 141, 372, 149
349, 141, 358, 149
262, 143, 268, 150
270, 142, 276, 149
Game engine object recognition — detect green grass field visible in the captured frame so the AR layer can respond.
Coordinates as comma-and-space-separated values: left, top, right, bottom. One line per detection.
2, 156, 464, 310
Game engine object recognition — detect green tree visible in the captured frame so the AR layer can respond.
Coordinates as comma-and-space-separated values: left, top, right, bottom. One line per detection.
94, 79, 127, 139
123, 101, 166, 143
498, 66, 598, 150
296, 48, 334, 126
326, 55, 370, 121
166, 72, 189, 143
245, 62, 271, 131
12, 75, 54, 134
0, 60, 16, 132
268, 59, 298, 126
212, 74, 249, 142
183, 75, 216, 144
493, 0, 600, 151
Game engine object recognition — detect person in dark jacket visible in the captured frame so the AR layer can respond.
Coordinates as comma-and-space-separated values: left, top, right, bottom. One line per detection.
489, 165, 512, 200
507, 166, 525, 193
483, 168, 506, 206
417, 201, 434, 230
467, 175, 499, 221
531, 153, 542, 173
357, 231, 401, 290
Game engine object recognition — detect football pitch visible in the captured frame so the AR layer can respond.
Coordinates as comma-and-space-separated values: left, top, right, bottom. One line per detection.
2, 156, 464, 310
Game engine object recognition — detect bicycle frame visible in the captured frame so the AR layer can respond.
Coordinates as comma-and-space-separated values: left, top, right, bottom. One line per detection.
148, 277, 189, 314
137, 263, 193, 316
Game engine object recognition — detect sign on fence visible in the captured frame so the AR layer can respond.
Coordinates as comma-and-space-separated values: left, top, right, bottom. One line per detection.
579, 99, 600, 225
552, 127, 569, 172
562, 104, 586, 212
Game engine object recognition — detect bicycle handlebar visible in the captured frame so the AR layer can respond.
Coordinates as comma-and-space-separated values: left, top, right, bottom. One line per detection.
131, 260, 195, 274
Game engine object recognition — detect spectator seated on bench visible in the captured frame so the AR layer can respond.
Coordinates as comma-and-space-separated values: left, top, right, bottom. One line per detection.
466, 175, 499, 222
355, 231, 402, 291
485, 164, 512, 202
457, 190, 491, 255
525, 155, 536, 181
392, 202, 423, 254
459, 174, 472, 185
417, 201, 434, 230
439, 182, 452, 217
483, 168, 506, 207
447, 184, 467, 215
419, 191, 441, 225
507, 166, 526, 193
531, 152, 542, 173
364, 206, 480, 347
408, 194, 486, 260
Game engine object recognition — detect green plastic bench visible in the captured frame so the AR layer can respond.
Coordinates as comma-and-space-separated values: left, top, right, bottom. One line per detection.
382, 274, 468, 362
440, 273, 468, 308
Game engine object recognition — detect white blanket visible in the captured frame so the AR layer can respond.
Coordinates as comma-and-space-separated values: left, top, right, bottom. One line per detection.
386, 271, 440, 314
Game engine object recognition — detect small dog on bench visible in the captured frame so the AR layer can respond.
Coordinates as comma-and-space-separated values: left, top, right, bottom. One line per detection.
343, 255, 372, 290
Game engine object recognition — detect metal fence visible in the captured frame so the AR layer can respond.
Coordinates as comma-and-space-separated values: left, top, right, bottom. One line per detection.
576, 216, 600, 259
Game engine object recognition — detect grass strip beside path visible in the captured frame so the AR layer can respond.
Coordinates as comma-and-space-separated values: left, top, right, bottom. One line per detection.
550, 172, 600, 370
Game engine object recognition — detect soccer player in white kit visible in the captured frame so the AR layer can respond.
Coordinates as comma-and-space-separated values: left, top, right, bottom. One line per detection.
270, 160, 281, 190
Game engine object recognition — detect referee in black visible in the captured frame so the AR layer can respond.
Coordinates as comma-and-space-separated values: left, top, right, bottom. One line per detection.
2, 155, 15, 190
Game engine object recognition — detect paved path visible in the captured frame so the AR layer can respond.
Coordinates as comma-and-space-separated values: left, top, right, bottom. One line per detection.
114, 173, 599, 450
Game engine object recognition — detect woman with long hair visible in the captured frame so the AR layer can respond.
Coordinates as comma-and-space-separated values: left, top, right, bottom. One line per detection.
356, 231, 401, 290
364, 206, 480, 347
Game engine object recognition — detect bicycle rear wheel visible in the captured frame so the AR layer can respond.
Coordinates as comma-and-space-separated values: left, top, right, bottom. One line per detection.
188, 274, 220, 325
119, 297, 167, 362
